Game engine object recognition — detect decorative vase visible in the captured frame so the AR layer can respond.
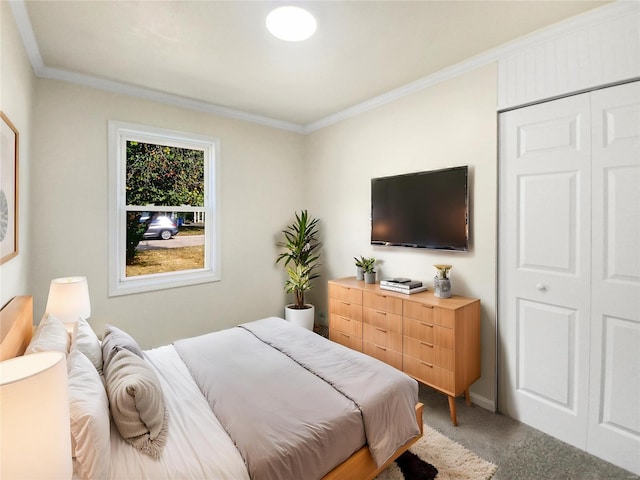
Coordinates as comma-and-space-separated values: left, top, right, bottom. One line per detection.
356, 266, 364, 281
285, 304, 315, 330
364, 272, 376, 284
433, 264, 452, 298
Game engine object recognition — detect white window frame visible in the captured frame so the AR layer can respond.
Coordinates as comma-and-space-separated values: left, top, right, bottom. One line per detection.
108, 121, 221, 296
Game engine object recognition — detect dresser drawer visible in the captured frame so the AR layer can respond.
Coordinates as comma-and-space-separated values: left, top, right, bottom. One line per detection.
403, 316, 434, 342
403, 355, 454, 393
363, 341, 403, 370
404, 301, 454, 329
363, 323, 402, 352
329, 329, 362, 352
363, 291, 402, 315
403, 336, 454, 371
329, 283, 363, 305
363, 306, 402, 334
329, 313, 362, 338
433, 308, 455, 329
403, 317, 453, 348
329, 298, 363, 322
403, 300, 434, 322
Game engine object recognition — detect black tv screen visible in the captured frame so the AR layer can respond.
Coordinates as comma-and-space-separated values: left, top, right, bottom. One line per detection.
371, 166, 469, 251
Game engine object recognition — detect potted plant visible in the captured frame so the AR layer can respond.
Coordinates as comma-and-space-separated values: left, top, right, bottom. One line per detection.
362, 257, 376, 284
276, 210, 320, 330
433, 264, 452, 298
354, 256, 367, 280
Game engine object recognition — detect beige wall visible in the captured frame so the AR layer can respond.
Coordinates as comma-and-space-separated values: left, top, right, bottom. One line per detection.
305, 64, 498, 408
0, 2, 34, 306
29, 79, 306, 348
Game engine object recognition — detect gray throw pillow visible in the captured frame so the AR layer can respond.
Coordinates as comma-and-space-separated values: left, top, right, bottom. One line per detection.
102, 324, 144, 367
104, 348, 168, 458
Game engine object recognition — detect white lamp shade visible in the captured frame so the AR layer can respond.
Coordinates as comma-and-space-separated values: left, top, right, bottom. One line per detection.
0, 351, 72, 479
45, 276, 91, 324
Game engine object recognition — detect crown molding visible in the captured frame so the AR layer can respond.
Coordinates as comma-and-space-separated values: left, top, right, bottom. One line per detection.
8, 0, 45, 71
36, 64, 307, 134
10, 0, 637, 135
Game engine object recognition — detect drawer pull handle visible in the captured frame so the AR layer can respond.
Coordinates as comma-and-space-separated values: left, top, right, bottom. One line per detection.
376, 294, 387, 299
422, 305, 434, 309
338, 316, 351, 321
375, 345, 387, 351
420, 322, 434, 328
420, 341, 434, 348
420, 361, 434, 368
340, 301, 351, 306
375, 327, 387, 333
376, 311, 387, 316
340, 333, 350, 338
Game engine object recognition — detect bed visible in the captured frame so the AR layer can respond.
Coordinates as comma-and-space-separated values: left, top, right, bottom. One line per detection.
0, 296, 424, 480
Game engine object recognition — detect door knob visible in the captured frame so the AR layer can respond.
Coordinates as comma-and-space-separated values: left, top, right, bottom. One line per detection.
536, 283, 547, 292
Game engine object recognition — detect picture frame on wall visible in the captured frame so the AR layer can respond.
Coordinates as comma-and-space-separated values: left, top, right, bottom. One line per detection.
0, 112, 19, 265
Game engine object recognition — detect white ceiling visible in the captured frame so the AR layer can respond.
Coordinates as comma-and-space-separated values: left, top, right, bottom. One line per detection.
18, 0, 609, 129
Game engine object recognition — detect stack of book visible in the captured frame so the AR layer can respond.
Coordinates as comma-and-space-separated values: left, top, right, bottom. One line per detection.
379, 278, 428, 294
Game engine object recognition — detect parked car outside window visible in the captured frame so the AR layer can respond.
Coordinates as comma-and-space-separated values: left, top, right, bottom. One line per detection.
142, 215, 179, 240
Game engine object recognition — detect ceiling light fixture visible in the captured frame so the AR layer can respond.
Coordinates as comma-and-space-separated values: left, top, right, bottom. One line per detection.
266, 6, 317, 42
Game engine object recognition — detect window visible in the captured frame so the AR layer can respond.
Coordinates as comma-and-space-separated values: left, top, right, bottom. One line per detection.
108, 121, 220, 296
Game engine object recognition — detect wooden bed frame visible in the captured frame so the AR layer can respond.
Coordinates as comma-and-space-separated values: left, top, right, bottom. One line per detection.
323, 403, 424, 480
0, 296, 33, 361
0, 295, 423, 480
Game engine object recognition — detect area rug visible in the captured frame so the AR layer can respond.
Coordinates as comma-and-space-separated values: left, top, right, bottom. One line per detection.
375, 425, 498, 480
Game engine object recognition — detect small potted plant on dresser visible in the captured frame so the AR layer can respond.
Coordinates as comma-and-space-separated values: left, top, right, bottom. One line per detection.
362, 257, 376, 284
354, 256, 368, 280
276, 210, 321, 330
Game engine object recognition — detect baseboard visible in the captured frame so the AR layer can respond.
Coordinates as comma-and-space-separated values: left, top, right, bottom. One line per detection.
470, 392, 495, 413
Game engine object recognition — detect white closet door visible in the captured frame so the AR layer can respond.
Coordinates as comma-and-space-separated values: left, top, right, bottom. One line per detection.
499, 93, 592, 449
588, 81, 640, 475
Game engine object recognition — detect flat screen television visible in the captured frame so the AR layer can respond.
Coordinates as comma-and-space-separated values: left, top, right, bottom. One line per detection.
371, 166, 469, 251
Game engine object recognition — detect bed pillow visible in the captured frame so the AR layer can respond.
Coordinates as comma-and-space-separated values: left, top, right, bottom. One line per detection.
71, 318, 103, 374
101, 324, 144, 367
67, 350, 110, 480
24, 313, 70, 355
104, 348, 168, 458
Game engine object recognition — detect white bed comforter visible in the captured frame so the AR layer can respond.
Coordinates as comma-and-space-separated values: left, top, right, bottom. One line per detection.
106, 345, 250, 480
175, 317, 420, 480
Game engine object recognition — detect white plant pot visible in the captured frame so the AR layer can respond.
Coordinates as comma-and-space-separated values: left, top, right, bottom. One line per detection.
285, 304, 315, 331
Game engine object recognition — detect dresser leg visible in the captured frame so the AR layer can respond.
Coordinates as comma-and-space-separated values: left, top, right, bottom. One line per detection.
447, 396, 458, 426
465, 388, 471, 406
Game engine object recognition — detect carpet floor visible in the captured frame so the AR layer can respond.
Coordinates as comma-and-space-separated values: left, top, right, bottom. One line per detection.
376, 425, 498, 480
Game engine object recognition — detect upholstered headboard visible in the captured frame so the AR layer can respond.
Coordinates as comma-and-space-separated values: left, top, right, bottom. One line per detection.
0, 296, 33, 361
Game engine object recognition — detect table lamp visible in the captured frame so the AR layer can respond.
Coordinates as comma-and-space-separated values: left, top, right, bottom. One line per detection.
45, 276, 91, 328
0, 351, 72, 479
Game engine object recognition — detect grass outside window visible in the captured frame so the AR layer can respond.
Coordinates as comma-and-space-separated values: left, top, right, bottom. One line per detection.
126, 246, 204, 277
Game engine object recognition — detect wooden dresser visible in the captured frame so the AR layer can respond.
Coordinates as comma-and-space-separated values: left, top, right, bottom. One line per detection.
328, 277, 481, 425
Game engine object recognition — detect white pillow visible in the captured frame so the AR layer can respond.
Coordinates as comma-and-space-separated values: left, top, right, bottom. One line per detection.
25, 313, 70, 355
67, 350, 110, 480
71, 318, 103, 375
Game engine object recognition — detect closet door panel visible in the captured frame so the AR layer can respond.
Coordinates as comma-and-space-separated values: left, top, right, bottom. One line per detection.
499, 92, 592, 449
588, 81, 640, 475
